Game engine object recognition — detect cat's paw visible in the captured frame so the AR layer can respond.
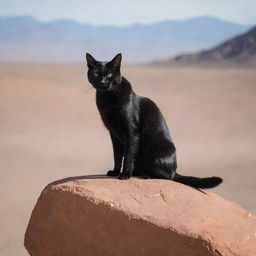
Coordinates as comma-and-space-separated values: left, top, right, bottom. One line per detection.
141, 173, 151, 179
118, 173, 130, 180
107, 170, 119, 176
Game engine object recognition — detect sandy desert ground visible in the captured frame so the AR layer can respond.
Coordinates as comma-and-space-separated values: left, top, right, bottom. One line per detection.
0, 63, 256, 255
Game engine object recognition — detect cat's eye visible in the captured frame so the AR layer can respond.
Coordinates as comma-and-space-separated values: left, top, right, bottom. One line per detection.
107, 73, 112, 78
93, 72, 99, 77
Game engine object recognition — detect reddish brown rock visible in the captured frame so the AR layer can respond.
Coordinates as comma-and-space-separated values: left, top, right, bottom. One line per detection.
24, 175, 256, 256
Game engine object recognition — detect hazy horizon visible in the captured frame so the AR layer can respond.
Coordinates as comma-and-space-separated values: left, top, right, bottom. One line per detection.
0, 0, 255, 26
0, 14, 253, 27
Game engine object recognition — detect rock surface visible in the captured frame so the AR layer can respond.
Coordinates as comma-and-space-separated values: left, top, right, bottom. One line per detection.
24, 175, 256, 256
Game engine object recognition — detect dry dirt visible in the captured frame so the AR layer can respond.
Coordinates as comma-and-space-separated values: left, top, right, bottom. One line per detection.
0, 63, 256, 255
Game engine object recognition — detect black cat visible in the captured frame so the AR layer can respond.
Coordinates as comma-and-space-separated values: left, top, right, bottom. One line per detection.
86, 53, 222, 188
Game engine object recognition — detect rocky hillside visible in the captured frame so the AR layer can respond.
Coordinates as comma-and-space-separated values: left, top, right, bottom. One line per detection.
157, 26, 256, 67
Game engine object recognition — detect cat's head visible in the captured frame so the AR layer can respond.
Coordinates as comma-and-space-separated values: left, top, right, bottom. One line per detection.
86, 53, 122, 92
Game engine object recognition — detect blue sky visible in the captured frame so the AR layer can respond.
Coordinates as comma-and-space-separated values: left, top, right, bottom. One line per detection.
0, 0, 255, 25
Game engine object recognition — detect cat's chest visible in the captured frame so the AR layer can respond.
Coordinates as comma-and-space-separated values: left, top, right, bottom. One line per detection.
98, 103, 127, 129
99, 103, 120, 120
96, 98, 129, 138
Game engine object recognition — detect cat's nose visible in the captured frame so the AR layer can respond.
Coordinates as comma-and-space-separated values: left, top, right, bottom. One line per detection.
101, 77, 107, 84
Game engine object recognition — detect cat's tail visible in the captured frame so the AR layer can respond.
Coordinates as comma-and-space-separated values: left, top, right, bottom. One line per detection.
173, 173, 223, 189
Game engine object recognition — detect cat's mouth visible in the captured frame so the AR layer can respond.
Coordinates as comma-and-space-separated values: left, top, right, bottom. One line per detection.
95, 83, 111, 91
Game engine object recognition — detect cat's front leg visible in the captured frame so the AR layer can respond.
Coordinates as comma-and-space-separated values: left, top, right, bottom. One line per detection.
119, 134, 139, 180
107, 133, 124, 177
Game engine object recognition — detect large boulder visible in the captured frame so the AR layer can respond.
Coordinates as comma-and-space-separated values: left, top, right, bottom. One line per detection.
24, 175, 256, 256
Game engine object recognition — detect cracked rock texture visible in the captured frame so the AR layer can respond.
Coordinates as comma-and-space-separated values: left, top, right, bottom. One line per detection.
24, 175, 256, 256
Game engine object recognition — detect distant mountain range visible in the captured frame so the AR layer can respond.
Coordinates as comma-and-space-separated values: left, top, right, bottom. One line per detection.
155, 25, 256, 67
0, 15, 252, 63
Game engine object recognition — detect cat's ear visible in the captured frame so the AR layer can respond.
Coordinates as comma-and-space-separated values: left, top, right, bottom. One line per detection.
110, 53, 122, 70
86, 53, 97, 68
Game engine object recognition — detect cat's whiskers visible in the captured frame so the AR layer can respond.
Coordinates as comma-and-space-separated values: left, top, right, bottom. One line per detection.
81, 85, 94, 95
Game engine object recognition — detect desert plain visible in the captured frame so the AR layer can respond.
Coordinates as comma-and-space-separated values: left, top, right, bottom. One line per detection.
0, 63, 256, 255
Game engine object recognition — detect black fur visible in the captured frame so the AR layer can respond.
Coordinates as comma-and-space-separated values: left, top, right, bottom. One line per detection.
86, 53, 223, 189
